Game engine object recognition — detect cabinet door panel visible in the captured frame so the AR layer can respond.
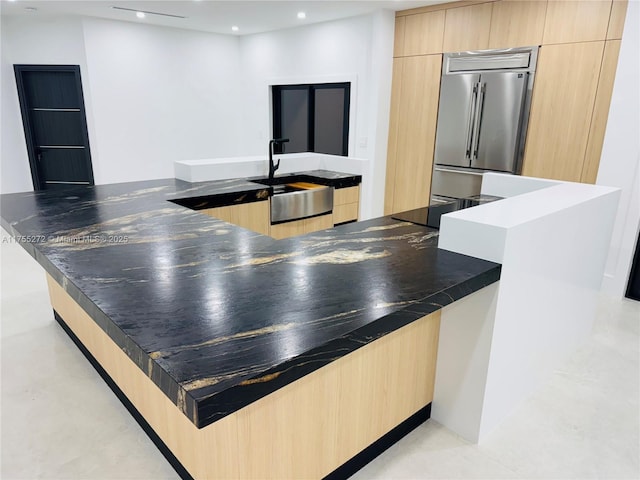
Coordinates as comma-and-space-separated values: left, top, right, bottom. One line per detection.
607, 0, 628, 40
542, 0, 611, 44
202, 206, 233, 223
384, 58, 405, 215
488, 0, 547, 49
232, 201, 270, 236
334, 186, 360, 205
443, 3, 492, 52
403, 11, 445, 56
304, 214, 333, 234
334, 203, 359, 225
392, 55, 442, 213
270, 219, 306, 239
522, 42, 604, 182
581, 40, 622, 184
394, 16, 406, 57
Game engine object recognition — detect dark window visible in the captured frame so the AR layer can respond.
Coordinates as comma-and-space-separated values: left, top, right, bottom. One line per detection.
272, 83, 350, 156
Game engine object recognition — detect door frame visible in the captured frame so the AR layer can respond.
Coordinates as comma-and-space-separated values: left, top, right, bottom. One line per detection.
14, 64, 95, 191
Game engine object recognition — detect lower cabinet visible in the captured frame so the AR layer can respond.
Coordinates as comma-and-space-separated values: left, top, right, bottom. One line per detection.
333, 185, 360, 225
270, 213, 334, 240
200, 186, 360, 240
201, 200, 270, 236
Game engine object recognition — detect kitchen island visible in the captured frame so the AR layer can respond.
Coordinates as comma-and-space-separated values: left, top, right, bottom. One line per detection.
1, 174, 500, 479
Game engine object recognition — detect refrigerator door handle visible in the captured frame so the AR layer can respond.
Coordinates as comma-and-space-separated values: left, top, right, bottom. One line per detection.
434, 166, 485, 176
465, 84, 478, 160
472, 82, 486, 161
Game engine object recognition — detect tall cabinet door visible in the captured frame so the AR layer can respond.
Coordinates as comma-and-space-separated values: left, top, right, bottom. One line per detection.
386, 55, 442, 214
522, 42, 604, 181
472, 71, 528, 172
434, 73, 480, 168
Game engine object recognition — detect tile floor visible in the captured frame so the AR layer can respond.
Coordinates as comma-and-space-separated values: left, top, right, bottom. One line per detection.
1, 227, 639, 479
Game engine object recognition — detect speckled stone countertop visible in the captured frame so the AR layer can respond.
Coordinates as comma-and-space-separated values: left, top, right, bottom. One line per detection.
1, 172, 500, 429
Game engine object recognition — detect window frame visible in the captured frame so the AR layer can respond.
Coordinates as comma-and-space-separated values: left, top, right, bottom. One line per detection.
272, 82, 351, 156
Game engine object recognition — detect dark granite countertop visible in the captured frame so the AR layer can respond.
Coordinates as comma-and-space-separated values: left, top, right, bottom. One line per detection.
1, 173, 500, 429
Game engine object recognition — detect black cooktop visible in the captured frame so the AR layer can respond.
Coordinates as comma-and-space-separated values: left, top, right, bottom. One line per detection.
392, 195, 503, 229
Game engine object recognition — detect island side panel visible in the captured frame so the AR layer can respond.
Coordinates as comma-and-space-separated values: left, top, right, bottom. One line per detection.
46, 273, 441, 479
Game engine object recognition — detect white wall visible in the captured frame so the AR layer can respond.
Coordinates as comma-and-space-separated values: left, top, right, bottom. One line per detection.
597, 0, 640, 298
1, 16, 90, 193
238, 11, 395, 218
81, 18, 242, 185
0, 15, 243, 193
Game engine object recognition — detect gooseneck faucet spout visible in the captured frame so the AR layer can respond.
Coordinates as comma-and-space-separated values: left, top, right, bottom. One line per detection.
268, 138, 289, 181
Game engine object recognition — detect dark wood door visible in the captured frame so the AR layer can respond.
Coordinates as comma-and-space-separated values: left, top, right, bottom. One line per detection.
14, 65, 94, 190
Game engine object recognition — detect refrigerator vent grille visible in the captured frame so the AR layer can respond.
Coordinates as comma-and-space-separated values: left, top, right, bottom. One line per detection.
448, 52, 531, 73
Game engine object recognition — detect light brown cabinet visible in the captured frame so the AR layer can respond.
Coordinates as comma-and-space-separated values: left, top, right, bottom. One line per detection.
522, 42, 605, 182
442, 3, 492, 52
333, 186, 360, 225
202, 200, 270, 235
384, 55, 441, 214
488, 0, 547, 49
581, 40, 622, 184
607, 0, 628, 40
542, 0, 612, 45
401, 10, 445, 56
393, 17, 406, 58
270, 213, 333, 240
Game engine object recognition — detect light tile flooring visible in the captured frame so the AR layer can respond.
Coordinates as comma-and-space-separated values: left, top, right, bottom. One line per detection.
1, 227, 639, 479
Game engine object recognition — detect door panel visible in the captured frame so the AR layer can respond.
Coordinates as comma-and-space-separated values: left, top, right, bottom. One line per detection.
38, 149, 92, 184
23, 71, 80, 108
434, 73, 479, 168
472, 72, 528, 172
31, 111, 85, 146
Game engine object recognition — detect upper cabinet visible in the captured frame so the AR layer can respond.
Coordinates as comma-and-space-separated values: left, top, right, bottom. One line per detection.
443, 3, 492, 52
488, 1, 547, 49
543, 0, 612, 44
402, 11, 445, 56
394, 17, 406, 58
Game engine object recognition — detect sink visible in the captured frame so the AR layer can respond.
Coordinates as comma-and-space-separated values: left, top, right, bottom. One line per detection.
251, 178, 333, 223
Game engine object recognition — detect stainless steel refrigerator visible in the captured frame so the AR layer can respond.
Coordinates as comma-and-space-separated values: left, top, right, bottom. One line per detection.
431, 47, 538, 203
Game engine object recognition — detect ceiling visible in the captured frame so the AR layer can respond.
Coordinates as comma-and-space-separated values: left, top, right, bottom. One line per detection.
0, 0, 449, 36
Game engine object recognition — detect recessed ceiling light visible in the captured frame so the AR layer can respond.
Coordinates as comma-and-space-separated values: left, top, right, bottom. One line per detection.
231, 25, 239, 32
136, 11, 145, 19
297, 11, 306, 19
25, 6, 37, 12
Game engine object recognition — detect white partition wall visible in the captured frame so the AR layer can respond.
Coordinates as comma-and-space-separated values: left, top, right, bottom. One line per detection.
434, 174, 620, 442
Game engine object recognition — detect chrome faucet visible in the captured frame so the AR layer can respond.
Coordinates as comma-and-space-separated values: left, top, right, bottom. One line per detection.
268, 138, 289, 181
